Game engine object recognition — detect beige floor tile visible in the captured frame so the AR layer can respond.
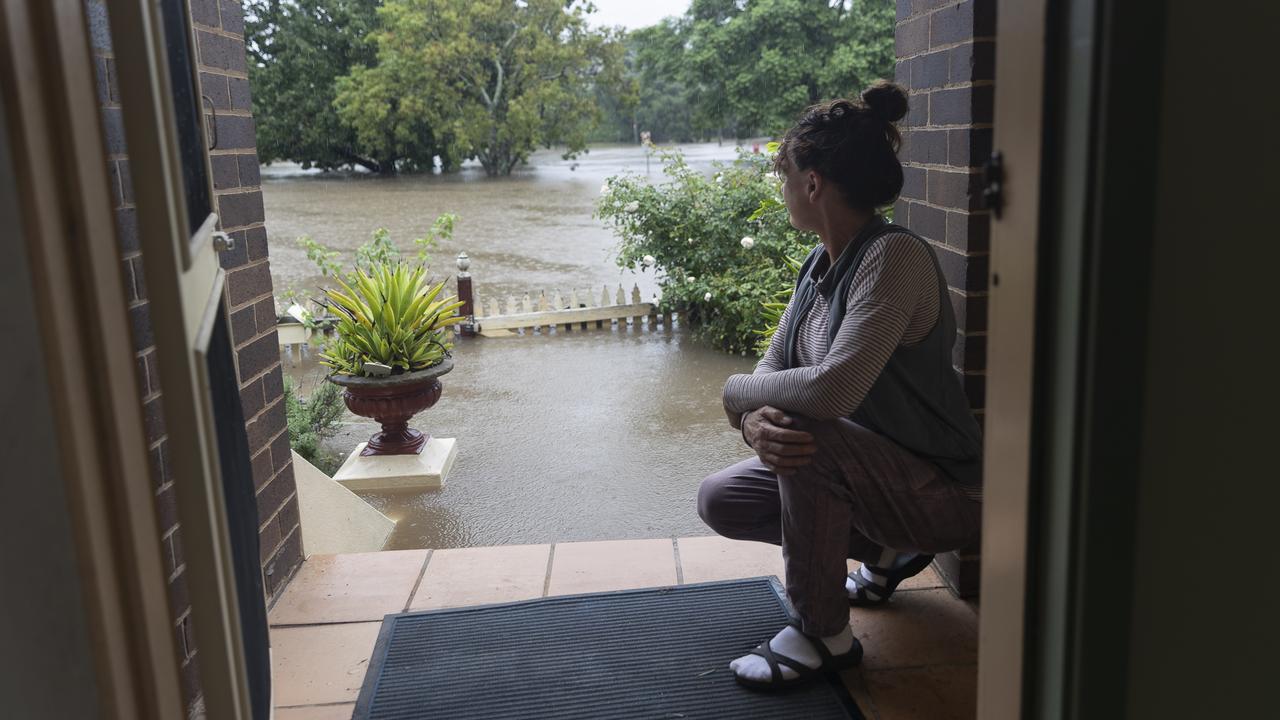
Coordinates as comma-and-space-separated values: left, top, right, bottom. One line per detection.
851, 589, 978, 670
269, 550, 428, 625
275, 703, 355, 719
409, 544, 551, 610
860, 664, 978, 720
271, 622, 382, 707
547, 538, 678, 595
838, 667, 881, 719
677, 535, 785, 584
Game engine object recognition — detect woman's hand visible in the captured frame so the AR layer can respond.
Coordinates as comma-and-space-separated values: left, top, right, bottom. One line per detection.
743, 406, 818, 473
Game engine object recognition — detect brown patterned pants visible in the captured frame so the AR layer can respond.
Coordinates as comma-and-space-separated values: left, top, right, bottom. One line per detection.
697, 417, 981, 636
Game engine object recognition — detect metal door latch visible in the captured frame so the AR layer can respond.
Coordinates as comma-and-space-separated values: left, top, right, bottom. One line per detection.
212, 231, 235, 253
982, 151, 1005, 219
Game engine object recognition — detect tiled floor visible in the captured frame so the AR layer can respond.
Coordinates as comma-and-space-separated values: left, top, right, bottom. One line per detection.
269, 535, 979, 719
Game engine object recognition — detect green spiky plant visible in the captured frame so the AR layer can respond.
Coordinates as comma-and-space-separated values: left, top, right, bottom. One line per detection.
319, 263, 466, 377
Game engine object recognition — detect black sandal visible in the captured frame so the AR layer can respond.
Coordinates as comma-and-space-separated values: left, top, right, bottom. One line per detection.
734, 620, 864, 692
847, 553, 935, 607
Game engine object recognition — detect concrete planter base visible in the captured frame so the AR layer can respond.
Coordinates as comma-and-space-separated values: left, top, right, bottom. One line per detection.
332, 437, 458, 491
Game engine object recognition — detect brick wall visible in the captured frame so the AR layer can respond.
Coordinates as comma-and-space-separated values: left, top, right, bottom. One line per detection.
893, 0, 994, 417
86, 0, 302, 714
894, 0, 995, 597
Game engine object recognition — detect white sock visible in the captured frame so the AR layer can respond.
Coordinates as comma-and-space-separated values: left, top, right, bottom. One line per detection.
847, 564, 888, 601
729, 624, 854, 682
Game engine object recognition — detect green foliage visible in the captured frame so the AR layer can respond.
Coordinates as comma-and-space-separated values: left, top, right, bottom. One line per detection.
319, 264, 466, 376
600, 0, 895, 141
338, 0, 627, 176
597, 150, 816, 354
284, 378, 346, 475
245, 0, 389, 171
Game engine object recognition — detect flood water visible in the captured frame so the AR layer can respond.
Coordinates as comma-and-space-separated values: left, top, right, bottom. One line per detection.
265, 142, 761, 549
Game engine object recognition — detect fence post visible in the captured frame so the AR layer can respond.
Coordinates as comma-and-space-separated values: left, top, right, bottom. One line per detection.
456, 251, 476, 337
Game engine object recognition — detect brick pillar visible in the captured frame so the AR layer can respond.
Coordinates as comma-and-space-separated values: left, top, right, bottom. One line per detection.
87, 1, 302, 714
894, 0, 995, 598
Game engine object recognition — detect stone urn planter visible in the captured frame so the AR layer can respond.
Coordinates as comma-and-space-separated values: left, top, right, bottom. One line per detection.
328, 359, 453, 457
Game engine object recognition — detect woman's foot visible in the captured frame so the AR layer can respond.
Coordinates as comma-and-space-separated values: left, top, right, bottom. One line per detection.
730, 623, 860, 689
847, 552, 935, 606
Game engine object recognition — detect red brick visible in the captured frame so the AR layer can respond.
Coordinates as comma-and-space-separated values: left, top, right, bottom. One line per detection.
237, 152, 261, 186
246, 398, 286, 454
218, 188, 264, 228
198, 72, 230, 110
230, 303, 257, 346
910, 202, 947, 242
946, 210, 991, 253
245, 226, 269, 261
927, 168, 980, 210
257, 518, 281, 566
270, 430, 293, 475
116, 207, 138, 252
253, 296, 279, 332
262, 365, 285, 403
155, 482, 179, 532
196, 30, 247, 73
896, 14, 930, 57
143, 395, 166, 444
210, 154, 239, 190
239, 375, 266, 420
219, 0, 246, 35
128, 298, 152, 348
238, 330, 279, 382
908, 129, 949, 164
227, 261, 272, 306
251, 448, 273, 491
188, 0, 220, 27
263, 527, 303, 599
213, 114, 257, 151
101, 107, 126, 155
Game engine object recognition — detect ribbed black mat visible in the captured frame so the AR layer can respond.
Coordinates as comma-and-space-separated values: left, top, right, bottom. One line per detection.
352, 576, 863, 720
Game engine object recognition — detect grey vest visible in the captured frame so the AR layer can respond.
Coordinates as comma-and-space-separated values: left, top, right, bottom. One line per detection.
783, 216, 984, 489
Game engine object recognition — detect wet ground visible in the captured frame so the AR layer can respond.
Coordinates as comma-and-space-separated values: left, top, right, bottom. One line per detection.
265, 142, 760, 549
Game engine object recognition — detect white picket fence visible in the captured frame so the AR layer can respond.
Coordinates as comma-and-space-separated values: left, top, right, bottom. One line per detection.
474, 284, 675, 336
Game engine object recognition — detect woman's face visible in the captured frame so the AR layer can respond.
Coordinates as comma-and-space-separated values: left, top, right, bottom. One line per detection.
778, 154, 817, 232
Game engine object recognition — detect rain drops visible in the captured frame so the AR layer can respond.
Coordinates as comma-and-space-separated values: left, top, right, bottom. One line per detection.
623, 201, 640, 213
740, 236, 755, 250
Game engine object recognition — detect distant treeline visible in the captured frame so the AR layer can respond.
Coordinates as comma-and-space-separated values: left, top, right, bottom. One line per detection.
245, 0, 893, 175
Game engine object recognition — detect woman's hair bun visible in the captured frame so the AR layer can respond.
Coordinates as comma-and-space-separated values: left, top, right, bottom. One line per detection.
861, 80, 908, 124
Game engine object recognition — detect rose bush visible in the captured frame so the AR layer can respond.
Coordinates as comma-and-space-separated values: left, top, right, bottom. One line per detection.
597, 149, 812, 354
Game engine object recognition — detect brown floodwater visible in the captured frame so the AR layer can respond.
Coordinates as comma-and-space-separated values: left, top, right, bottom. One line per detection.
264, 142, 761, 549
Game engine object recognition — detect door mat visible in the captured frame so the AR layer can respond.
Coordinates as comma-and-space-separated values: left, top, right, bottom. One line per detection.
353, 576, 864, 719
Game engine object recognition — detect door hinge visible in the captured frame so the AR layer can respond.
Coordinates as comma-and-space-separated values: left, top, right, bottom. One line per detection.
982, 151, 1005, 219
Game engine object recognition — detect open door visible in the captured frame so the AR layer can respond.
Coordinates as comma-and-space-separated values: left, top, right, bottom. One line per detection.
103, 0, 270, 716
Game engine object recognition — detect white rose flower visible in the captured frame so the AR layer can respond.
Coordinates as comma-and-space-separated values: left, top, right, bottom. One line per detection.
704, 291, 713, 301
643, 255, 656, 265
623, 201, 640, 213
687, 237, 694, 245
599, 181, 611, 196
686, 276, 696, 283
740, 236, 755, 249
714, 173, 723, 183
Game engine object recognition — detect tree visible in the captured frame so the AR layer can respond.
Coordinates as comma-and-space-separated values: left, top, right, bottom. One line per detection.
686, 0, 895, 137
599, 0, 894, 142
245, 0, 392, 172
341, 0, 626, 176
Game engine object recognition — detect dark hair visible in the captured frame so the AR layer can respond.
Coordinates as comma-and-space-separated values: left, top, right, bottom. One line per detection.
773, 80, 909, 211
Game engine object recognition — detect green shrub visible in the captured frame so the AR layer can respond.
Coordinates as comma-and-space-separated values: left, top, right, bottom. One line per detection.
597, 149, 812, 355
284, 379, 346, 476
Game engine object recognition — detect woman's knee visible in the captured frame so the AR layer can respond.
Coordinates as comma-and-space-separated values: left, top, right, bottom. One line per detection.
696, 467, 774, 541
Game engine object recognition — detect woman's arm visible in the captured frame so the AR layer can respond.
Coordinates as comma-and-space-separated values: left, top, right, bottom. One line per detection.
725, 292, 796, 430
722, 235, 937, 419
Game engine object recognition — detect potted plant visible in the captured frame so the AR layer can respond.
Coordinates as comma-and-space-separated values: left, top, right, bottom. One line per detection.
320, 263, 465, 456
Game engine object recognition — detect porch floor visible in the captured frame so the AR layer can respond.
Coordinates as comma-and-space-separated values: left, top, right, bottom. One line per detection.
269, 535, 979, 719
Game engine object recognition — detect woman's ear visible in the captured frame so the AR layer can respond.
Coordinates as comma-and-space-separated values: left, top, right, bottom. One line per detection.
807, 171, 822, 203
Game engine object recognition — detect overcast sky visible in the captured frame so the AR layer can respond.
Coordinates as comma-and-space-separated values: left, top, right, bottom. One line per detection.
587, 0, 691, 29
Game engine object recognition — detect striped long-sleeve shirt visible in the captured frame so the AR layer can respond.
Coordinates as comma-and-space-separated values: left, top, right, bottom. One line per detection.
723, 231, 940, 423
